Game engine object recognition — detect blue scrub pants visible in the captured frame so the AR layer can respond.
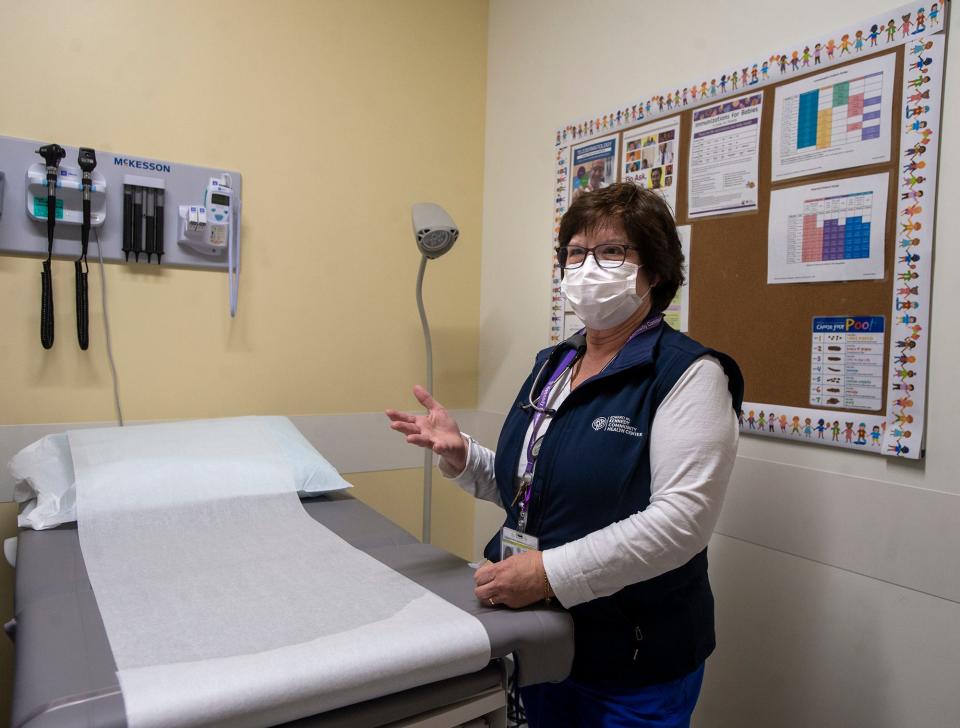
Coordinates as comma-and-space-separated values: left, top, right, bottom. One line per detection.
520, 663, 705, 728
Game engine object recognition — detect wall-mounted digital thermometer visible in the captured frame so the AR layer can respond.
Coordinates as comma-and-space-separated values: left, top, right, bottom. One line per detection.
177, 173, 241, 316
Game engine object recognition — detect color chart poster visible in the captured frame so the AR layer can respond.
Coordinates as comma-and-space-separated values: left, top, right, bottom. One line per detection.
767, 173, 888, 284
771, 53, 896, 181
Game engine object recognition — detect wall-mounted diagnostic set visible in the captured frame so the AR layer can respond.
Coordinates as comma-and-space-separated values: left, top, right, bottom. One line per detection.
0, 134, 244, 348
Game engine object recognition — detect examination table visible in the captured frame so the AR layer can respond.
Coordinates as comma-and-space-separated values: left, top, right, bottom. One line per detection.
8, 492, 574, 728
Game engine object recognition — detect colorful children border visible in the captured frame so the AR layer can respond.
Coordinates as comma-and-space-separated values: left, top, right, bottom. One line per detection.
550, 1, 944, 459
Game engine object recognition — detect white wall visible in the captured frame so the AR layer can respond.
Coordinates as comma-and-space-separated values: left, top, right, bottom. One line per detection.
480, 1, 960, 725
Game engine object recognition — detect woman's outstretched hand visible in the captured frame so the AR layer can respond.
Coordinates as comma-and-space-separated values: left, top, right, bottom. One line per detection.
385, 385, 468, 473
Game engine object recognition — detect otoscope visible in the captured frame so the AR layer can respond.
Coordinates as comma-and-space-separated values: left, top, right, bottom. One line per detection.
76, 148, 97, 350
36, 143, 66, 349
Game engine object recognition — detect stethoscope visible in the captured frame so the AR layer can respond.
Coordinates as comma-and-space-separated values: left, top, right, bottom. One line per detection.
519, 332, 587, 415
520, 311, 663, 415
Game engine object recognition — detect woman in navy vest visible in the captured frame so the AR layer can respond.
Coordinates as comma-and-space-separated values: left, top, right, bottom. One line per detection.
387, 182, 743, 727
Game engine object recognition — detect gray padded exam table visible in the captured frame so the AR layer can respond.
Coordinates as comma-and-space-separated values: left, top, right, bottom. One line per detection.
9, 492, 574, 728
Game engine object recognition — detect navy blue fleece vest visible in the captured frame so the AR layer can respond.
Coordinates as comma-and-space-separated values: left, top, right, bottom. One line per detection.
484, 324, 744, 688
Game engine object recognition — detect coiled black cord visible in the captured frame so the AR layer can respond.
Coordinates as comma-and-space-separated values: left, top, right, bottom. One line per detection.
74, 259, 89, 350
40, 259, 54, 349
40, 187, 56, 350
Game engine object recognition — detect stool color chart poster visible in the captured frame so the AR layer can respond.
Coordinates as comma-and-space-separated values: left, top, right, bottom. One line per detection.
810, 316, 885, 411
767, 173, 888, 284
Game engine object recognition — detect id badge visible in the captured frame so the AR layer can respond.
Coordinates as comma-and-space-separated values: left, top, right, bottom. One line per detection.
500, 527, 539, 560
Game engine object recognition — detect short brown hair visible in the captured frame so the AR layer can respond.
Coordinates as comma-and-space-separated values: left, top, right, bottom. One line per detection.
558, 182, 684, 313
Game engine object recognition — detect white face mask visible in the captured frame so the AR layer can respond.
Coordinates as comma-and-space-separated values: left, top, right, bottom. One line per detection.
561, 258, 651, 330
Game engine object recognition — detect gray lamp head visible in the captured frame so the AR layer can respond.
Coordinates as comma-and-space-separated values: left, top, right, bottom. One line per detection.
412, 203, 459, 259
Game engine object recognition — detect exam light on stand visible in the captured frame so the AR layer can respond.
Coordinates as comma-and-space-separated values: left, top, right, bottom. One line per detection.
412, 203, 459, 544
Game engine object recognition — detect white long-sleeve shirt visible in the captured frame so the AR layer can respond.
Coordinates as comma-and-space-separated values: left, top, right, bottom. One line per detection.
439, 355, 738, 609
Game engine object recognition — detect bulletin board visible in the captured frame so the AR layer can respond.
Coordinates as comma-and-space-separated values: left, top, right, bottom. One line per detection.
549, 1, 946, 459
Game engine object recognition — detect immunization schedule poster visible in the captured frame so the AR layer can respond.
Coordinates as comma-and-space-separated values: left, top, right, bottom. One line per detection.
687, 92, 763, 218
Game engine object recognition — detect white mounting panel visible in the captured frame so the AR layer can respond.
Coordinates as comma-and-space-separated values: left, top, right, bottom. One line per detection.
0, 134, 241, 270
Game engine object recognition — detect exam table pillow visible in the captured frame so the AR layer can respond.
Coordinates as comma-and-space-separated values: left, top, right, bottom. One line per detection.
10, 416, 351, 530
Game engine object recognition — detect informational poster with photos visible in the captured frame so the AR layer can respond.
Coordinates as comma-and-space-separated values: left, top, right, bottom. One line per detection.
622, 118, 680, 215
569, 133, 619, 205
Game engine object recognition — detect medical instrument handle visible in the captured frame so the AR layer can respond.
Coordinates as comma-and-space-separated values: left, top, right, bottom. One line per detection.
415, 254, 433, 544
36, 144, 64, 350
76, 177, 92, 350
145, 189, 156, 263
122, 186, 133, 261
132, 189, 143, 262
155, 190, 165, 263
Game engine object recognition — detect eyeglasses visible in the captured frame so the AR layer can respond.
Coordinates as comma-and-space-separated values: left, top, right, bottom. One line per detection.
555, 243, 641, 270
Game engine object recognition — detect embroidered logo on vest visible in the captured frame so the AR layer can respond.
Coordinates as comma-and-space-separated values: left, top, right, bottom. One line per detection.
592, 415, 643, 438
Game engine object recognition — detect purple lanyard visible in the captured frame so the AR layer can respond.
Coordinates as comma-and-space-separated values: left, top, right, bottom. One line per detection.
517, 314, 664, 528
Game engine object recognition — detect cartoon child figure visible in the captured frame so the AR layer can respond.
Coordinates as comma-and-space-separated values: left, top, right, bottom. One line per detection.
856, 423, 868, 445
931, 4, 940, 26
802, 46, 811, 66
886, 19, 897, 43
915, 8, 926, 33
831, 421, 841, 441
747, 410, 756, 430
843, 422, 855, 443
870, 425, 882, 446
839, 34, 852, 55
901, 13, 913, 38
869, 24, 880, 46
826, 38, 837, 59
815, 418, 827, 439
888, 441, 909, 456
767, 412, 776, 433
779, 54, 788, 73
814, 43, 822, 64
855, 30, 864, 52
791, 416, 802, 435
803, 418, 813, 438
751, 64, 759, 84
779, 414, 788, 432
757, 411, 766, 430
790, 50, 800, 70
761, 60, 770, 79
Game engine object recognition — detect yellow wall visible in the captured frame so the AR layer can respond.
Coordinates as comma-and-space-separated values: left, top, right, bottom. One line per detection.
0, 1, 488, 723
